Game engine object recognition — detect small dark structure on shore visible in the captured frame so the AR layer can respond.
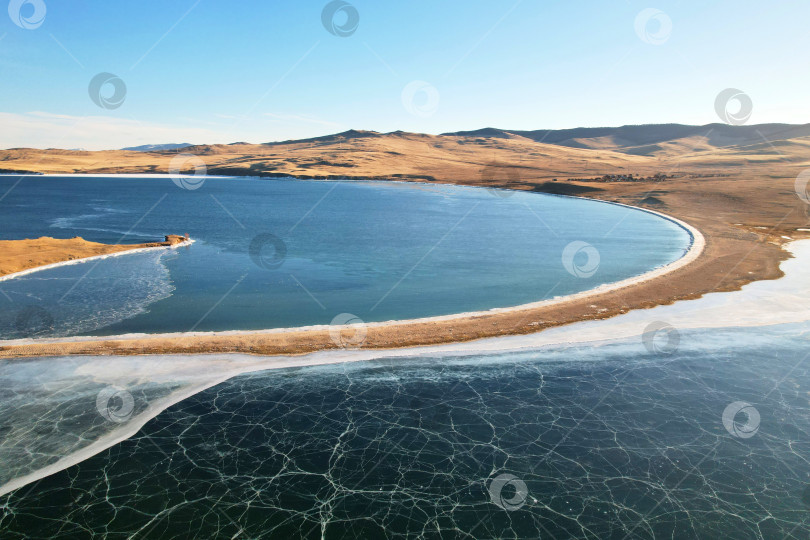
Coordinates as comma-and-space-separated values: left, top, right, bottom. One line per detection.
164, 234, 187, 245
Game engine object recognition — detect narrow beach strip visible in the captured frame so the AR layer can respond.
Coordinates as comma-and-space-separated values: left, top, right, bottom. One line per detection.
0, 201, 703, 358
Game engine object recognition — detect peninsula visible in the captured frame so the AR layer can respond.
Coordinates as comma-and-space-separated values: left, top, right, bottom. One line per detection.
0, 235, 189, 279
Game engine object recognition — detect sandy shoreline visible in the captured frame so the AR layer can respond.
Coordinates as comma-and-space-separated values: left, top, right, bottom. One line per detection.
0, 238, 194, 282
0, 235, 192, 280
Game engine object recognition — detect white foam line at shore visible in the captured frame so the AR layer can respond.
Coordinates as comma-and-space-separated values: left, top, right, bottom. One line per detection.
0, 203, 702, 346
0, 240, 195, 283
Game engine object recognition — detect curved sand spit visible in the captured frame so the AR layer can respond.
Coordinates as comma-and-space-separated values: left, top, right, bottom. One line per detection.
0, 238, 194, 282
0, 197, 703, 358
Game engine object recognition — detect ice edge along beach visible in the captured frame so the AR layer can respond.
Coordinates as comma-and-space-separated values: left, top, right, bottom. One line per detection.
1, 234, 808, 498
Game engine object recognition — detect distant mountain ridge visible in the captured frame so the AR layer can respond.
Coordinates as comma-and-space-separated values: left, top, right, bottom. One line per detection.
264, 129, 389, 146
5, 121, 810, 181
118, 123, 810, 156
122, 143, 193, 152
442, 123, 810, 155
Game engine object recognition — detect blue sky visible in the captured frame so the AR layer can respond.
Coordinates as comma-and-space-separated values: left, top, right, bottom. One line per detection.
1, 0, 808, 149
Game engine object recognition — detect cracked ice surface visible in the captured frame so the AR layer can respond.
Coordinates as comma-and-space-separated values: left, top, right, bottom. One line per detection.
2, 240, 810, 537
2, 325, 810, 539
0, 354, 276, 497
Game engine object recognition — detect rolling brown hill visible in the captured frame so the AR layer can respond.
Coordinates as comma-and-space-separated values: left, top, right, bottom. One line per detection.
444, 123, 810, 155
2, 124, 809, 188
3, 123, 810, 359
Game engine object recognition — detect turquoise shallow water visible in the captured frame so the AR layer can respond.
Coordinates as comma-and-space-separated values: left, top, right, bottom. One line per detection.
0, 175, 689, 338
1, 323, 808, 538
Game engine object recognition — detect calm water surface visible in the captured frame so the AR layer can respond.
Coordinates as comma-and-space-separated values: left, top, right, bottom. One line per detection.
0, 175, 689, 338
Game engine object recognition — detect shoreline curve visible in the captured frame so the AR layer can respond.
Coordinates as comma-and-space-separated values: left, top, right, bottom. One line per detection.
0, 188, 704, 356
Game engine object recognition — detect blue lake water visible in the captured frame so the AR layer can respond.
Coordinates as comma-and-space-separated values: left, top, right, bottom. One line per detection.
0, 176, 807, 538
0, 175, 690, 339
1, 324, 809, 538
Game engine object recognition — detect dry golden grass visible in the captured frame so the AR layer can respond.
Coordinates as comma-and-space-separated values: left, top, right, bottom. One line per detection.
3, 127, 809, 185
0, 236, 185, 278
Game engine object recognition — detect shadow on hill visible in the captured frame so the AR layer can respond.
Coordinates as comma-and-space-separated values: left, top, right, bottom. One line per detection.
263, 129, 382, 146
445, 123, 810, 153
635, 195, 666, 207
530, 182, 604, 195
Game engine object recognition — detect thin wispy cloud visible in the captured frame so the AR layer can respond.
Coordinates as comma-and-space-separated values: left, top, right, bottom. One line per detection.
0, 112, 220, 151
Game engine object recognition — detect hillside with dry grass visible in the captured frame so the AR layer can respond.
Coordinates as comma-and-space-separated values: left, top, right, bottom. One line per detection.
3, 124, 809, 189
3, 123, 810, 359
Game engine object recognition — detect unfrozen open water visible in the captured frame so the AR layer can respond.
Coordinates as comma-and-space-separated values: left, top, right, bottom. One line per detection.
0, 175, 689, 338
